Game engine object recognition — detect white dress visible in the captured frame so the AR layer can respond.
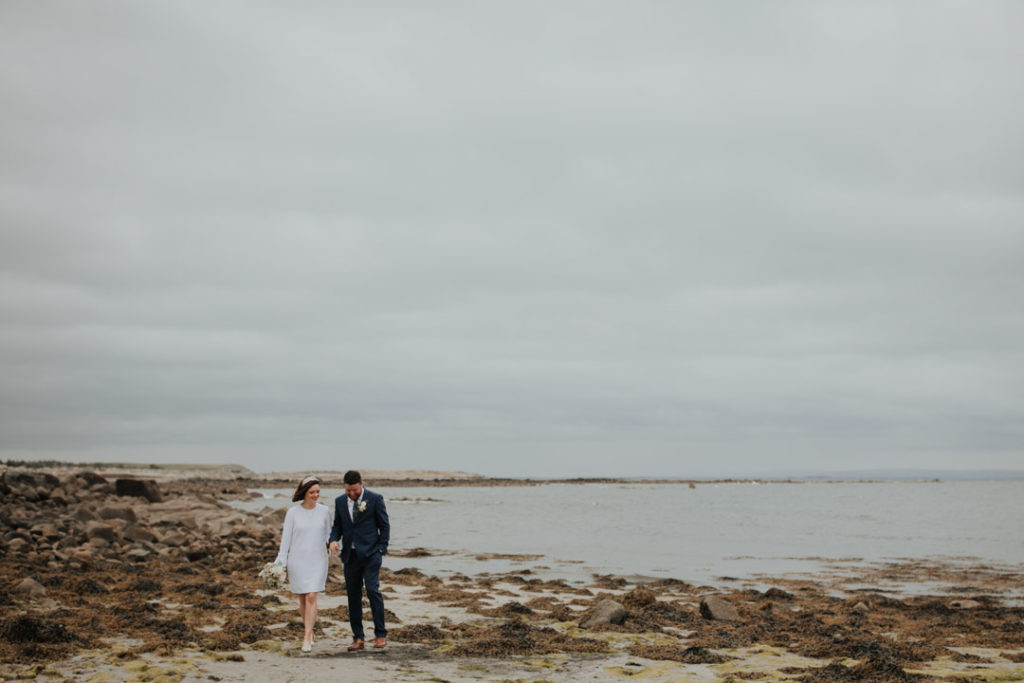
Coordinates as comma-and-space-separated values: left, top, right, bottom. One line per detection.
274, 503, 331, 594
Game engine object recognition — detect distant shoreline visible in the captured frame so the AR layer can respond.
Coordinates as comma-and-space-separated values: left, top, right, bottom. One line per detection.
2, 460, 1022, 485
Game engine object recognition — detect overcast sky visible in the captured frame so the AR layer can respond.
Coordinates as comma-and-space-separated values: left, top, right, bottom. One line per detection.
2, 2, 1022, 477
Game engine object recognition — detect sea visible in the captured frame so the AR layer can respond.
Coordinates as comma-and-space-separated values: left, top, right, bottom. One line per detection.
232, 480, 1024, 590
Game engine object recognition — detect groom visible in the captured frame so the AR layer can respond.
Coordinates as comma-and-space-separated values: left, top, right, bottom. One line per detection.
329, 470, 390, 650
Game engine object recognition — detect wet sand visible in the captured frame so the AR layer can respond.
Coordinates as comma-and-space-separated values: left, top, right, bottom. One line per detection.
2, 466, 1023, 682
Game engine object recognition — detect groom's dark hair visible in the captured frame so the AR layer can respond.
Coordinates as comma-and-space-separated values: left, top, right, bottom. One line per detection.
343, 470, 362, 485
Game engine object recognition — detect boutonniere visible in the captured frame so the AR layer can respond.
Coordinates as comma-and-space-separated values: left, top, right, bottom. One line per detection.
357, 500, 367, 514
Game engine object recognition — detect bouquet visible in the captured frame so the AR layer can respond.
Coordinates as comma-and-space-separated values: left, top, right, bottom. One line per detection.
258, 561, 287, 589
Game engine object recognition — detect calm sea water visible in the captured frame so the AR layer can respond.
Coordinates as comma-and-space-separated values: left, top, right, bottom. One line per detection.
235, 481, 1024, 587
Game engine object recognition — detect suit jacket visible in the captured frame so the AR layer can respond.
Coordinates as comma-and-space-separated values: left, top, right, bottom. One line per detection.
329, 489, 390, 564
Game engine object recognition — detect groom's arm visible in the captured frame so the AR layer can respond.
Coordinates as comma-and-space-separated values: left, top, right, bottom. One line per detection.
374, 494, 390, 555
329, 497, 343, 545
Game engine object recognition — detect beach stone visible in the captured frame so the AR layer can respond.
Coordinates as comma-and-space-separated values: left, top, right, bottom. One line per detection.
579, 599, 627, 628
84, 521, 116, 542
55, 536, 81, 549
7, 537, 29, 552
160, 530, 188, 547
32, 523, 61, 541
951, 599, 981, 609
5, 530, 32, 543
99, 505, 138, 522
115, 478, 163, 503
261, 508, 287, 526
700, 595, 741, 622
125, 548, 152, 562
2, 470, 59, 489
11, 578, 47, 598
49, 489, 70, 506
90, 481, 115, 494
853, 601, 871, 614
77, 471, 110, 487
72, 549, 93, 563
72, 506, 99, 522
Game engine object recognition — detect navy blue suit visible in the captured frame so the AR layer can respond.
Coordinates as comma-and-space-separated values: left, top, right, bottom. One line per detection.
329, 489, 389, 640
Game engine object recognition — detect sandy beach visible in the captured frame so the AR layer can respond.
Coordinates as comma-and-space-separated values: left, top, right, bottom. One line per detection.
2, 465, 1023, 682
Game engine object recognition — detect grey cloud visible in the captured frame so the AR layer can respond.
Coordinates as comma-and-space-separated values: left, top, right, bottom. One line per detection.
2, 1, 1022, 476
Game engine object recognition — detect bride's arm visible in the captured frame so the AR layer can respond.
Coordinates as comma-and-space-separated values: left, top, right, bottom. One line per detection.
275, 508, 294, 565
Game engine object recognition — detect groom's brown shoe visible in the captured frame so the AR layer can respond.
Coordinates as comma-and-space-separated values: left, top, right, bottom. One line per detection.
373, 637, 387, 648
347, 639, 365, 651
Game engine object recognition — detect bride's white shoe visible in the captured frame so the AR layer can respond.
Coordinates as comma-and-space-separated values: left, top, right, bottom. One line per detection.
301, 640, 312, 653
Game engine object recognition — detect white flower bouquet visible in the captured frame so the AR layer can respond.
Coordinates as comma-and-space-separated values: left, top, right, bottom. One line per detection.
258, 562, 287, 589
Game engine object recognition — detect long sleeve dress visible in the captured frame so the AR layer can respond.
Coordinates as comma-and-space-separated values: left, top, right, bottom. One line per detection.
275, 503, 331, 594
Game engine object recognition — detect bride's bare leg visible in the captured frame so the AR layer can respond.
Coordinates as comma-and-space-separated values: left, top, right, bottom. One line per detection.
298, 594, 312, 647
303, 593, 318, 644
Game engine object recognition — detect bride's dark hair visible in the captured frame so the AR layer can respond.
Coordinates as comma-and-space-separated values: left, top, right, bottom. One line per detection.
292, 475, 320, 502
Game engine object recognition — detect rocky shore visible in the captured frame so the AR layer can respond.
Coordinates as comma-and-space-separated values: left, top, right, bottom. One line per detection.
2, 466, 1023, 682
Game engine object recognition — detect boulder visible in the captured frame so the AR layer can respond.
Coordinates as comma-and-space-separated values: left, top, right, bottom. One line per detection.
160, 530, 188, 547
115, 478, 163, 503
84, 521, 116, 543
261, 508, 287, 527
700, 595, 741, 622
11, 578, 47, 598
579, 598, 627, 628
73, 507, 99, 522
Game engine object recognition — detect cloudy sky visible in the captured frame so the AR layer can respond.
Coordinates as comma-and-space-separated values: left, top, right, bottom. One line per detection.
2, 2, 1022, 477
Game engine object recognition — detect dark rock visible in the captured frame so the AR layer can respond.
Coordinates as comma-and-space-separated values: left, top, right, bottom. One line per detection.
765, 587, 795, 600
115, 478, 163, 503
186, 547, 210, 562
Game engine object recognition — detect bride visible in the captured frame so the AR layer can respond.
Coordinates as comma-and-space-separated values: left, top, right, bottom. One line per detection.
275, 475, 332, 652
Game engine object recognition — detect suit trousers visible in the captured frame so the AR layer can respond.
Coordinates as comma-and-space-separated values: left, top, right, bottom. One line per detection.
343, 550, 386, 640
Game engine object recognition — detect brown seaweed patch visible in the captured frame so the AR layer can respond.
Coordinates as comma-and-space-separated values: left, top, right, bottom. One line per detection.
792, 652, 923, 682
390, 623, 450, 643
474, 552, 544, 561
1, 615, 76, 644
450, 619, 608, 657
391, 547, 436, 558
